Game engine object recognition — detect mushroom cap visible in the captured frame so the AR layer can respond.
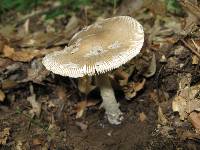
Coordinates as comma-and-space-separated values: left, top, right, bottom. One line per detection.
42, 16, 144, 78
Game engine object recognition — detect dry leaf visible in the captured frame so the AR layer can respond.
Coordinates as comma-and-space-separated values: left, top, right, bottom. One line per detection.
24, 19, 30, 34
15, 140, 23, 150
56, 86, 67, 101
25, 59, 49, 83
75, 100, 98, 118
189, 112, 200, 131
139, 112, 147, 122
149, 89, 159, 105
192, 54, 199, 64
191, 39, 200, 64
114, 68, 129, 86
20, 32, 57, 48
179, 0, 199, 29
178, 130, 200, 141
0, 34, 8, 53
75, 101, 87, 118
3, 45, 42, 62
0, 58, 13, 72
158, 126, 173, 138
143, 53, 156, 77
159, 55, 167, 63
144, 0, 166, 16
0, 25, 15, 38
158, 106, 168, 125
3, 45, 14, 56
75, 121, 88, 130
0, 128, 10, 145
65, 15, 80, 33
27, 94, 41, 117
1, 80, 18, 90
123, 78, 146, 100
32, 138, 42, 146
117, 0, 144, 15
172, 95, 187, 120
178, 73, 192, 90
172, 74, 200, 120
132, 78, 146, 92
78, 76, 96, 95
0, 89, 5, 102
45, 86, 67, 110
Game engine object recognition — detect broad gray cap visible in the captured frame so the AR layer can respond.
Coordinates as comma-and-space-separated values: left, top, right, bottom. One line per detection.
42, 16, 144, 78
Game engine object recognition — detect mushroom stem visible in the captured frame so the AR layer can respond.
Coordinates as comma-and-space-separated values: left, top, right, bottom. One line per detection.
96, 73, 123, 125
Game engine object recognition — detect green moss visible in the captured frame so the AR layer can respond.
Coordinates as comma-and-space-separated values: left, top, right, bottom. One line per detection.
60, 0, 91, 10
165, 0, 183, 15
0, 0, 43, 12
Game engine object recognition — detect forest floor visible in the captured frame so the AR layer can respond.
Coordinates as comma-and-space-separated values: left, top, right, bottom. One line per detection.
1, 0, 200, 149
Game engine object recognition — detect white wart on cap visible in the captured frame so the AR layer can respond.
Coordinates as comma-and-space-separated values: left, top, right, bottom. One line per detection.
42, 16, 144, 78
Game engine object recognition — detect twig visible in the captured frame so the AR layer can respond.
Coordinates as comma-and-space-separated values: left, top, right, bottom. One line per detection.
179, 0, 200, 20
181, 39, 200, 59
192, 39, 200, 52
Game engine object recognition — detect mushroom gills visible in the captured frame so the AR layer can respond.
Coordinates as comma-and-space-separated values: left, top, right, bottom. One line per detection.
96, 73, 123, 125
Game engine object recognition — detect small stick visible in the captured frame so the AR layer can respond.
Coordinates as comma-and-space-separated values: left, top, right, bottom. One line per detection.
191, 39, 200, 52
181, 39, 200, 59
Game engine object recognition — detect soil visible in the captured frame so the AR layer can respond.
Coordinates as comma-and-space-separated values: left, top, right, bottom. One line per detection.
0, 74, 198, 150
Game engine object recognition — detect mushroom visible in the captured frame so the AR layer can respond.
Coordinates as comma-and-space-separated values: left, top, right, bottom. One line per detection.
42, 16, 144, 125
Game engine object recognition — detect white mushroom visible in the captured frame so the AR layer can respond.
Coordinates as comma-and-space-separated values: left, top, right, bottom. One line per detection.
42, 16, 144, 125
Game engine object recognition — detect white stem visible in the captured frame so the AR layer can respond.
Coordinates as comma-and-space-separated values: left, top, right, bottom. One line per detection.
96, 74, 123, 125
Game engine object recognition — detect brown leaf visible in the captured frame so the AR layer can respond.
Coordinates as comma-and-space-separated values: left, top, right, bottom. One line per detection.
189, 112, 200, 131
11, 50, 41, 62
27, 94, 41, 117
3, 45, 42, 62
192, 54, 199, 64
180, 0, 200, 29
172, 75, 200, 120
20, 32, 57, 48
132, 78, 146, 92
75, 101, 87, 118
0, 34, 8, 54
144, 0, 167, 16
1, 80, 18, 90
0, 128, 10, 145
75, 100, 98, 118
143, 53, 156, 78
191, 39, 200, 64
78, 76, 96, 95
158, 106, 168, 125
65, 15, 80, 34
0, 89, 5, 102
123, 78, 146, 100
117, 0, 144, 15
32, 138, 42, 146
75, 121, 88, 130
15, 140, 23, 150
178, 129, 200, 141
139, 112, 147, 122
149, 89, 159, 105
56, 86, 67, 101
0, 25, 15, 38
114, 68, 129, 86
0, 58, 13, 71
26, 59, 49, 83
172, 95, 187, 120
3, 45, 14, 56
